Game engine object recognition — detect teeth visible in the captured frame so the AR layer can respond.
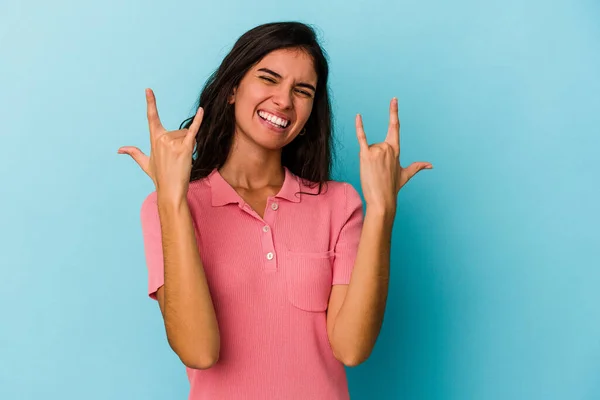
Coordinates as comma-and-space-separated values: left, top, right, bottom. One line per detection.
259, 111, 289, 128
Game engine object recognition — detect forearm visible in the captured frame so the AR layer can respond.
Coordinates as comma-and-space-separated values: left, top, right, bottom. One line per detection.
332, 206, 395, 365
158, 195, 220, 368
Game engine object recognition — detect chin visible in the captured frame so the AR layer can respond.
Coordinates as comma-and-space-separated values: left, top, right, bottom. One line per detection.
254, 125, 293, 149
256, 137, 287, 151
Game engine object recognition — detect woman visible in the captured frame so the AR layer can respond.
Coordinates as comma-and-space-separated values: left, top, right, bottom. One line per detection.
118, 21, 431, 400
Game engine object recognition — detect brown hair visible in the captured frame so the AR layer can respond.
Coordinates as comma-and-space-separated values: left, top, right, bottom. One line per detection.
179, 21, 334, 192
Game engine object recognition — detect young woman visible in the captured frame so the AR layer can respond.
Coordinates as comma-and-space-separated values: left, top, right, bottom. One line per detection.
118, 21, 431, 400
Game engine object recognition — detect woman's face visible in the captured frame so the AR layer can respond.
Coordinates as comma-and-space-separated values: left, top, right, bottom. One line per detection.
230, 48, 318, 150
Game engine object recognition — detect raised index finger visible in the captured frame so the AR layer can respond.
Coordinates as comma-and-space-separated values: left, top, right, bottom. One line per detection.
355, 114, 369, 152
146, 88, 164, 135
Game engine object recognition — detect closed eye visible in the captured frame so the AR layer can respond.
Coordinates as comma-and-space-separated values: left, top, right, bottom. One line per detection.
295, 88, 313, 97
259, 76, 276, 83
260, 75, 313, 98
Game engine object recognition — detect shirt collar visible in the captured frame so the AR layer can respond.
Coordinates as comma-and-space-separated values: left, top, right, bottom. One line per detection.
208, 166, 302, 207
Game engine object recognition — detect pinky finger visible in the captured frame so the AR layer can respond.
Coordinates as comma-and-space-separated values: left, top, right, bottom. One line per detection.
185, 107, 204, 146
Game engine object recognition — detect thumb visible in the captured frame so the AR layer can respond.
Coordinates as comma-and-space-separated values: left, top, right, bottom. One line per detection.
402, 162, 432, 181
118, 146, 151, 176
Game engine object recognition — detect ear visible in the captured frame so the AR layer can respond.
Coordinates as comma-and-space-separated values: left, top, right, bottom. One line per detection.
228, 87, 237, 105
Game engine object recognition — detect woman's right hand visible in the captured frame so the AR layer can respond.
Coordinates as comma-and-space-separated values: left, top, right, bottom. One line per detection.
118, 88, 204, 203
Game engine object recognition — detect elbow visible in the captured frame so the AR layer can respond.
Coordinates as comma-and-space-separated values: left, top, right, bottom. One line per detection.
167, 336, 221, 370
332, 345, 370, 368
180, 352, 219, 370
339, 353, 367, 368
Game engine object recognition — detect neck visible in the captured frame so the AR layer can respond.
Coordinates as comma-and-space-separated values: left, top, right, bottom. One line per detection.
218, 133, 285, 191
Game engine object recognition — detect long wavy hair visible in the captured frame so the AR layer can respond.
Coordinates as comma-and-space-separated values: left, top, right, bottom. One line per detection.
179, 21, 334, 193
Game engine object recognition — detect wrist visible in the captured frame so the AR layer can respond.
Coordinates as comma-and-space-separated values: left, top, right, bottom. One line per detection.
366, 197, 396, 214
157, 191, 187, 211
366, 203, 397, 223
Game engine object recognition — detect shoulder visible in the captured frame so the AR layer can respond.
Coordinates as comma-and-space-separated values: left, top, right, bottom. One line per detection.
329, 181, 363, 216
313, 180, 364, 228
140, 191, 158, 216
319, 180, 363, 204
298, 178, 363, 214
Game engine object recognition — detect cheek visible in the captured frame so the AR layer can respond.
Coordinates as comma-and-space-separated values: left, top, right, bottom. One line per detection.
296, 100, 314, 123
234, 88, 259, 121
243, 82, 269, 102
234, 81, 253, 101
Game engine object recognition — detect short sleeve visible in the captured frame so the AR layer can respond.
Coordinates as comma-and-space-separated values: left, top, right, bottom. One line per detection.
140, 192, 164, 300
332, 183, 364, 285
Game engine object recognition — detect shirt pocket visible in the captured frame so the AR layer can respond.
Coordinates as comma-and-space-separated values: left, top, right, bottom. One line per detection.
282, 248, 334, 312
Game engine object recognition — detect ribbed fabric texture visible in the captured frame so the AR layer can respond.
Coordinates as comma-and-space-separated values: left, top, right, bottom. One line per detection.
140, 167, 364, 400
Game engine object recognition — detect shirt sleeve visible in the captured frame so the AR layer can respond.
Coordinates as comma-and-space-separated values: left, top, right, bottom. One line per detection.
332, 183, 364, 285
140, 192, 164, 300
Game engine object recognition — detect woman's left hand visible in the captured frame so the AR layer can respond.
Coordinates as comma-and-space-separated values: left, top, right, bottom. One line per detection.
356, 97, 432, 212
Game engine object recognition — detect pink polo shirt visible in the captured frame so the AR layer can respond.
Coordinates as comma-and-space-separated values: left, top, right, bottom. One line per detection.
140, 166, 364, 399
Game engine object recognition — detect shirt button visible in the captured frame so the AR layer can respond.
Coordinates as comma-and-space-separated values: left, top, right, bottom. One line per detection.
266, 252, 274, 260
271, 203, 279, 211
263, 225, 270, 232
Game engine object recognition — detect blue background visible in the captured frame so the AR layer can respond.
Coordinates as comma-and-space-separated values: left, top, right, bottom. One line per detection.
1, 0, 599, 399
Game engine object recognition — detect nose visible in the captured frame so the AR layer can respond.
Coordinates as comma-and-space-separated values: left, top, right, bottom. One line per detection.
272, 86, 293, 110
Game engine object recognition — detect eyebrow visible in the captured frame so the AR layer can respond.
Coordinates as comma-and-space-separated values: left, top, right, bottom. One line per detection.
257, 68, 317, 92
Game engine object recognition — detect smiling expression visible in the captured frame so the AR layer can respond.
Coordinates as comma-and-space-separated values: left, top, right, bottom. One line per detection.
229, 48, 318, 150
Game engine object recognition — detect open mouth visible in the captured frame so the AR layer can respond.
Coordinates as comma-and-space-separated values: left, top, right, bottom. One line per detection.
258, 110, 290, 129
